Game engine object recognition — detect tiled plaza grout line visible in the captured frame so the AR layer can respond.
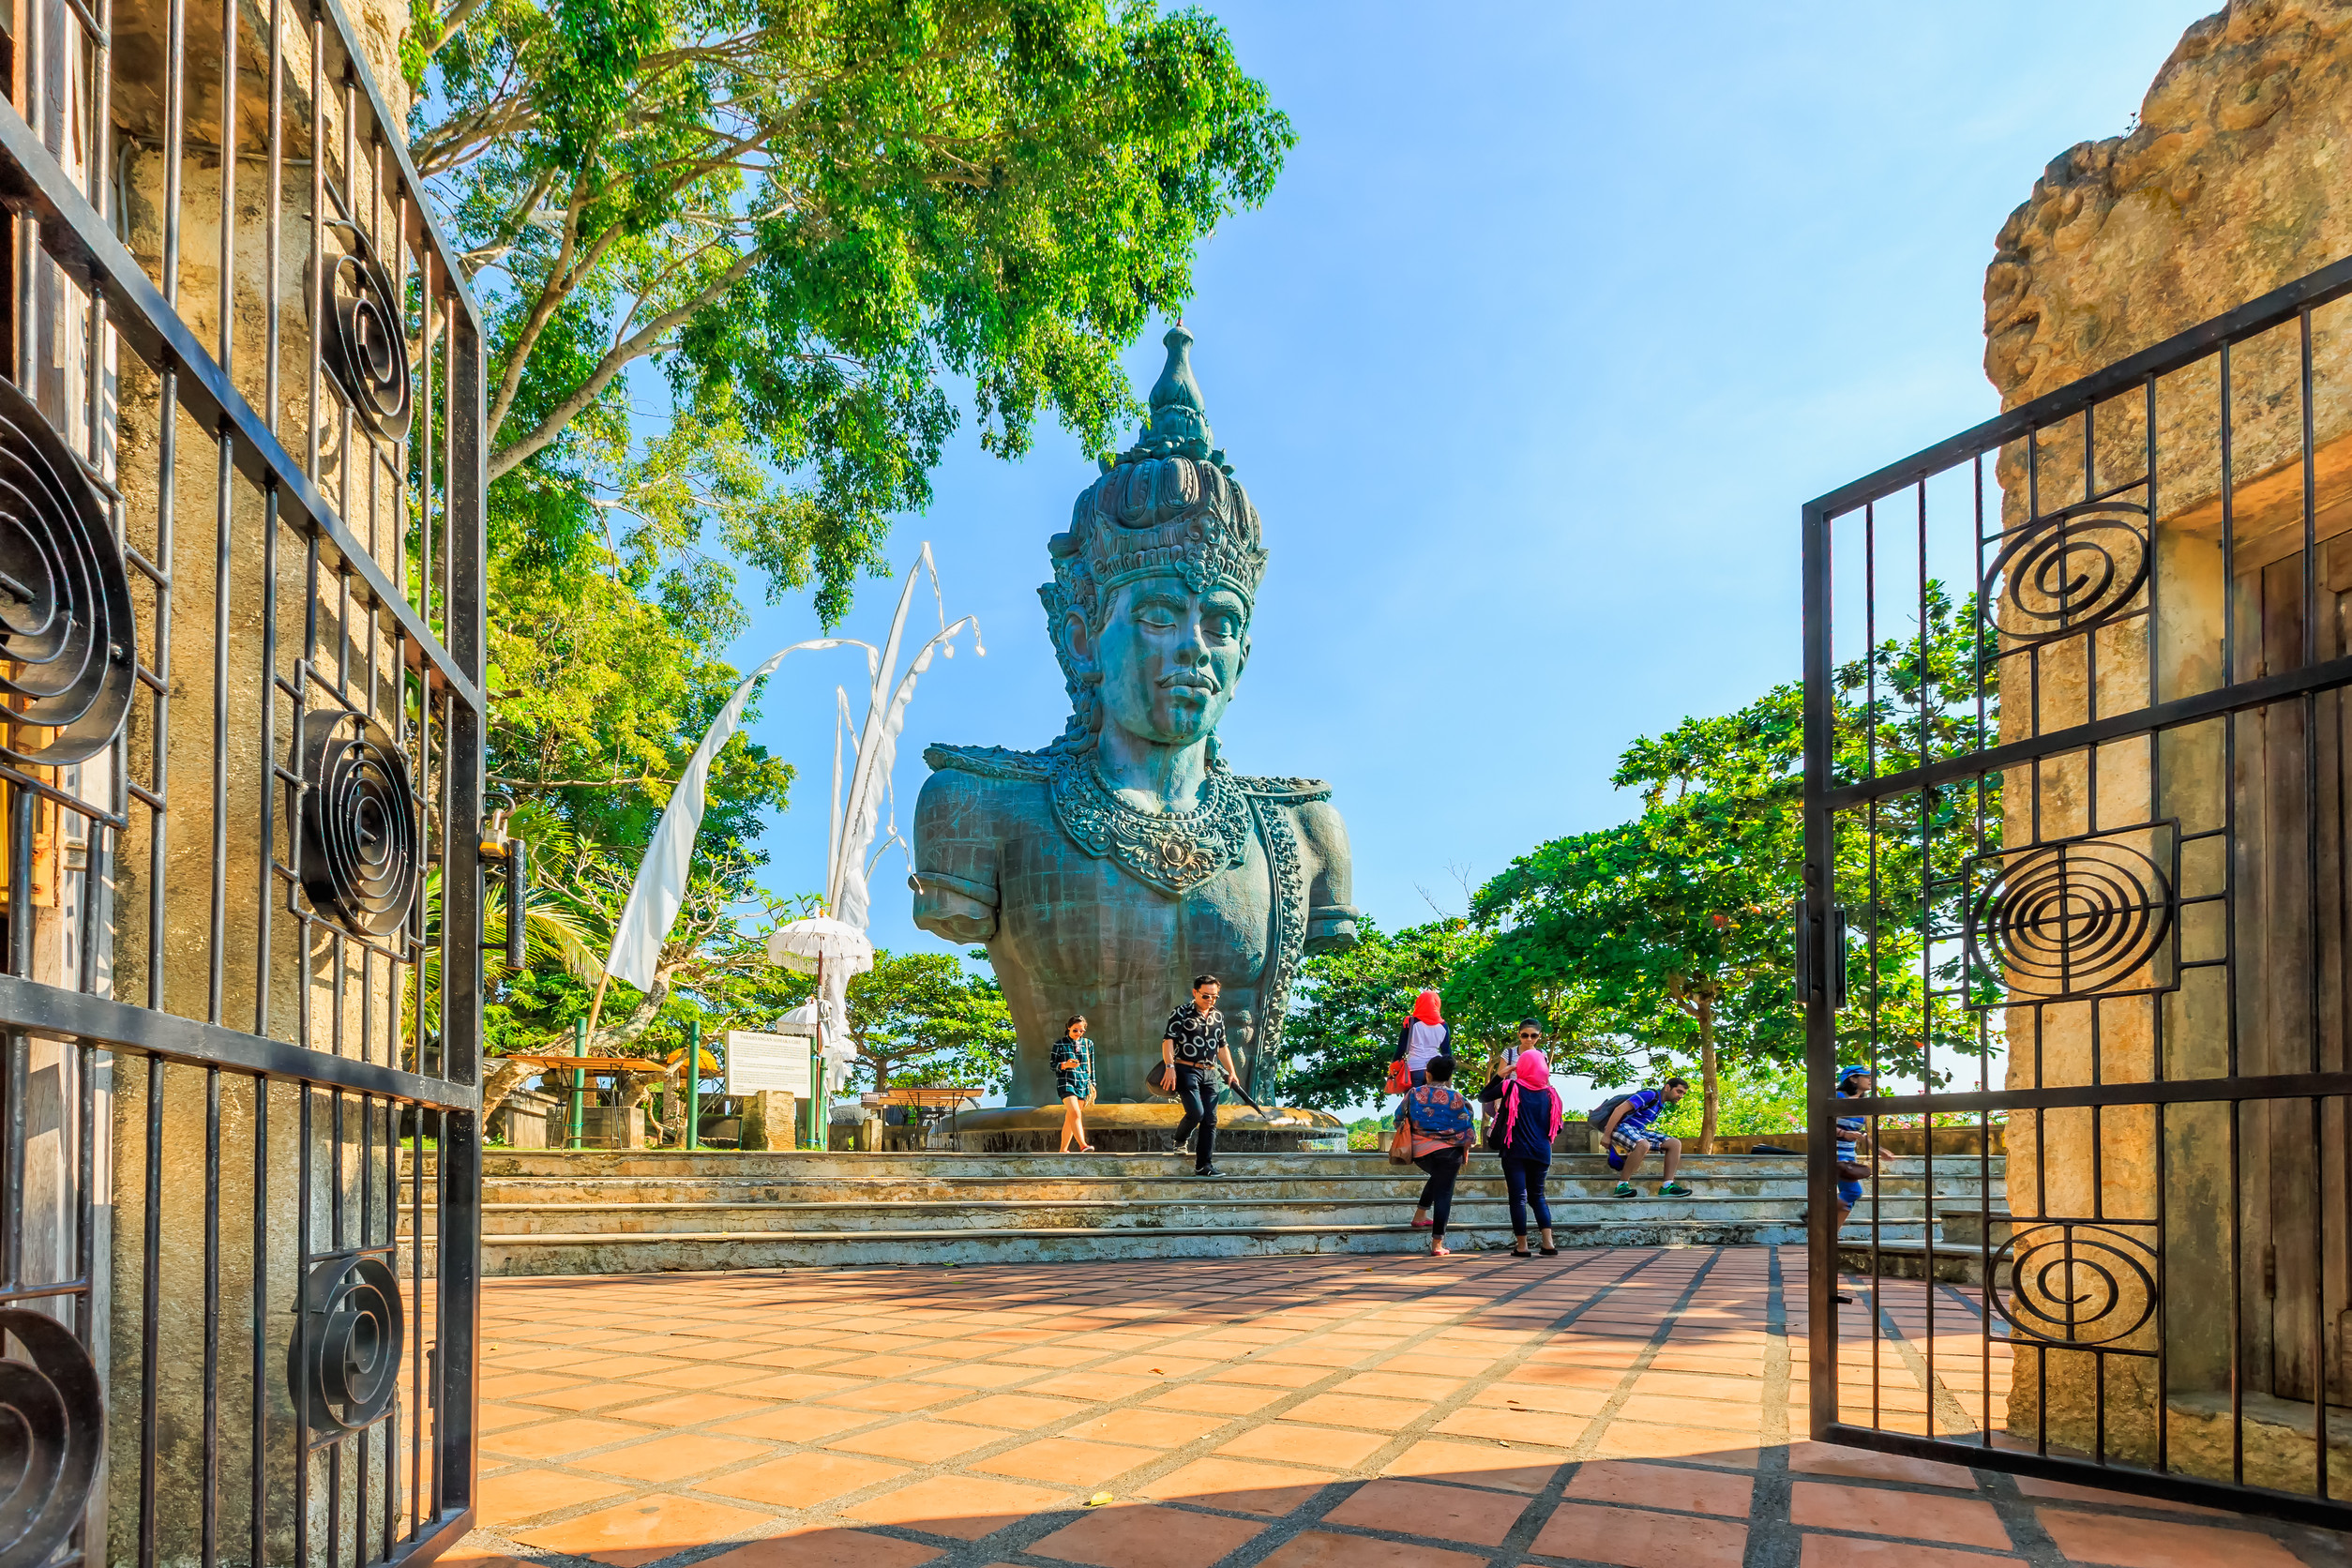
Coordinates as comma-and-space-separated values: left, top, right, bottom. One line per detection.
460, 1249, 1672, 1567
1738, 1243, 1799, 1568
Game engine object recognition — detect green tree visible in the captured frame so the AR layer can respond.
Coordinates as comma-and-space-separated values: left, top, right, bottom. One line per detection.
410, 0, 1295, 851
841, 950, 1018, 1092
1281, 918, 1501, 1110
1456, 584, 1998, 1153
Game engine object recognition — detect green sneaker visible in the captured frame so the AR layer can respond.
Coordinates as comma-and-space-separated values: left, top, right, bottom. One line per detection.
1611, 1182, 1638, 1198
1658, 1181, 1694, 1198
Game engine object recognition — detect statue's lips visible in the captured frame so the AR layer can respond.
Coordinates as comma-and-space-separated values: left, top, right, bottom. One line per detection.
1157, 673, 1220, 695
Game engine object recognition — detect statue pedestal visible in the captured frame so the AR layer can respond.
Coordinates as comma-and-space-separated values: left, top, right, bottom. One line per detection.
946, 1102, 1345, 1154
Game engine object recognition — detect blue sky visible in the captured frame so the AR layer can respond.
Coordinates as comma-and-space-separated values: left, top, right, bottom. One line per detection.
709, 1, 2217, 1104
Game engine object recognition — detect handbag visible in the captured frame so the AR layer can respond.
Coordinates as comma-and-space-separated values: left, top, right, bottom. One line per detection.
1387, 1120, 1416, 1164
1383, 1058, 1413, 1096
1144, 1061, 1176, 1097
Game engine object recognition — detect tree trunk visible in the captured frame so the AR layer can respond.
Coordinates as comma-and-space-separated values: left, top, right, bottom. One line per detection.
1697, 995, 1719, 1155
614, 1070, 663, 1148
481, 1055, 537, 1136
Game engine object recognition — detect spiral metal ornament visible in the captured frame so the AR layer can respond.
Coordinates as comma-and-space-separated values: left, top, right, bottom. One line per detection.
296, 711, 419, 937
322, 221, 413, 442
1990, 1222, 2159, 1349
1966, 837, 2175, 1002
1985, 501, 2150, 648
0, 1308, 104, 1568
292, 1257, 404, 1432
0, 375, 135, 766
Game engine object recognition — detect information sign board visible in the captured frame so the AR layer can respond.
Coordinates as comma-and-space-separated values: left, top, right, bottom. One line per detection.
724, 1031, 810, 1096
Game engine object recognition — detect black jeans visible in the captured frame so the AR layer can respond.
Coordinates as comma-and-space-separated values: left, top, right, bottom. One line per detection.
1501, 1155, 1552, 1236
1171, 1064, 1219, 1169
1413, 1147, 1465, 1237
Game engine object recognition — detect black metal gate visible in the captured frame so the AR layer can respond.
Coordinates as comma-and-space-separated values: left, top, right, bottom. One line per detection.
0, 0, 486, 1562
1802, 257, 2352, 1527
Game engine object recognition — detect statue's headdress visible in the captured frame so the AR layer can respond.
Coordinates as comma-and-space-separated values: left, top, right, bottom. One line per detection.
1040, 326, 1266, 749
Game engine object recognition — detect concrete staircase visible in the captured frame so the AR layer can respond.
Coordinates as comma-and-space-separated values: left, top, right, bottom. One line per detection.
399, 1150, 2006, 1276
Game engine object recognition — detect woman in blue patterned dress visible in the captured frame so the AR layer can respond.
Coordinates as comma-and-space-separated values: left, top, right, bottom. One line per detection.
1399, 1057, 1478, 1256
1053, 1016, 1096, 1153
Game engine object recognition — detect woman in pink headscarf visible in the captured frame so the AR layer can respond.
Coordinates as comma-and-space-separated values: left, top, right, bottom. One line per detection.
1391, 990, 1451, 1090
1493, 1022, 1563, 1257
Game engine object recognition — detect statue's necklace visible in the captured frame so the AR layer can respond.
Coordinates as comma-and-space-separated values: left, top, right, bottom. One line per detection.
1049, 755, 1254, 897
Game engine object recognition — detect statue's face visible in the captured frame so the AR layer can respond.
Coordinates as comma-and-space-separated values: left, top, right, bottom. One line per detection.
1078, 575, 1251, 745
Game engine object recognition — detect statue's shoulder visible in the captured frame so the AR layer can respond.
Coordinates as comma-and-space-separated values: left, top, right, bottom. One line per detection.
922, 743, 1056, 783
1229, 772, 1334, 806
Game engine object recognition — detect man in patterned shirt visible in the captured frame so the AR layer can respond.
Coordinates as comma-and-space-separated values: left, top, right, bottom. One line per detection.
1162, 974, 1239, 1176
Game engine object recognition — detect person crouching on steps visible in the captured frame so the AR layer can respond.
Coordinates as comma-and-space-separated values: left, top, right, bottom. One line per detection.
1495, 1044, 1562, 1258
1400, 1056, 1475, 1255
1600, 1078, 1693, 1199
1052, 1016, 1096, 1153
1163, 974, 1237, 1177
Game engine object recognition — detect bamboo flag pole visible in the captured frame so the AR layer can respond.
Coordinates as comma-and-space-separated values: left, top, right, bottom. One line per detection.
582, 969, 614, 1053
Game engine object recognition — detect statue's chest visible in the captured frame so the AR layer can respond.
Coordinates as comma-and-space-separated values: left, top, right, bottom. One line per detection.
996, 818, 1274, 987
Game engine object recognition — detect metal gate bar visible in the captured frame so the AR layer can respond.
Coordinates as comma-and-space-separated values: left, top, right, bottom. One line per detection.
1802, 255, 2352, 1529
0, 0, 486, 1560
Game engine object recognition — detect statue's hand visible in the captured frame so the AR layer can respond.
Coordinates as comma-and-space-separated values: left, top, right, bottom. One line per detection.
1305, 903, 1362, 954
910, 870, 999, 942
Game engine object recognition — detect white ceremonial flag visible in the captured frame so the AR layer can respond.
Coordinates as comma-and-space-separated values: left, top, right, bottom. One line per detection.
601, 638, 854, 989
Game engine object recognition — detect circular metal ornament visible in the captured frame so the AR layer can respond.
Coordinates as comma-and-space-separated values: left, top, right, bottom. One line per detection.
296, 710, 419, 937
1989, 1223, 2158, 1348
1984, 501, 2150, 649
322, 221, 413, 442
292, 1256, 404, 1432
0, 374, 135, 766
0, 1308, 105, 1568
1967, 839, 2173, 1001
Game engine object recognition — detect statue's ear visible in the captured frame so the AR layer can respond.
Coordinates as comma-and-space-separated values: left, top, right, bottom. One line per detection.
1063, 609, 1098, 671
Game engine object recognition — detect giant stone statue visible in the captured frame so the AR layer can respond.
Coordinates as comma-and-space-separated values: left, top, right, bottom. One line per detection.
911, 327, 1359, 1108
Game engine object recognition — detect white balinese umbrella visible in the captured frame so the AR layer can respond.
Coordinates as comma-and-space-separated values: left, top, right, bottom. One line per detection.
765, 915, 874, 976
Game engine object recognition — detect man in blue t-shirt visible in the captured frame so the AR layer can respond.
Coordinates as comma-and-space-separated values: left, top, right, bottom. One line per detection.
1599, 1078, 1691, 1198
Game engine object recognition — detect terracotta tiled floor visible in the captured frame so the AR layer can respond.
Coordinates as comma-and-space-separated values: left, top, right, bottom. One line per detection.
445, 1246, 2349, 1568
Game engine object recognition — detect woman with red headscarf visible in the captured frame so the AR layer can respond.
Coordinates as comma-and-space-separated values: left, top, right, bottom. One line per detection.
1494, 1029, 1563, 1257
1391, 990, 1452, 1090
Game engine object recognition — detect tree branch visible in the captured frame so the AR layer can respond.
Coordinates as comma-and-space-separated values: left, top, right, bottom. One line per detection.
489, 244, 765, 479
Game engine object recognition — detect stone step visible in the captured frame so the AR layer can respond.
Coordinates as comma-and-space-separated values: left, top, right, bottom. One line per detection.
466, 1172, 1993, 1207
401, 1213, 1831, 1277
400, 1192, 1950, 1239
410, 1150, 2007, 1183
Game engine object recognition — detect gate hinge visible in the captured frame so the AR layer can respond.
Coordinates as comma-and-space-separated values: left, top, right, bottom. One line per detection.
1795, 904, 1848, 1010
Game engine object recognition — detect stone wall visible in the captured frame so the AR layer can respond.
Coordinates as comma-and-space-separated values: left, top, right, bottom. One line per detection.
1982, 0, 2352, 1484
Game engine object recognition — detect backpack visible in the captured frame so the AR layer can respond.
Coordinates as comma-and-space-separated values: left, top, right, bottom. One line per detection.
1587, 1091, 1636, 1130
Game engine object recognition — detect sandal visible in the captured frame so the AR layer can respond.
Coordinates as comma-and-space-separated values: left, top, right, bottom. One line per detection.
1410, 1214, 1433, 1229
1540, 1245, 1559, 1257
1511, 1244, 1531, 1259
1431, 1243, 1451, 1257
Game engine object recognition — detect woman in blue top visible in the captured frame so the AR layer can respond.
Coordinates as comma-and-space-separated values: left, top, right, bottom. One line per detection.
1399, 1056, 1477, 1255
1052, 1016, 1096, 1153
1831, 1064, 1885, 1302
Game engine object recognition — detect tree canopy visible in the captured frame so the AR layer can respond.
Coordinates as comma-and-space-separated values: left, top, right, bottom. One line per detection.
1280, 917, 1502, 1110
1449, 584, 1998, 1151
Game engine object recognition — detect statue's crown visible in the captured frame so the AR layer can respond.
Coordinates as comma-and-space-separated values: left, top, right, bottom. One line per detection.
1046, 326, 1266, 607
